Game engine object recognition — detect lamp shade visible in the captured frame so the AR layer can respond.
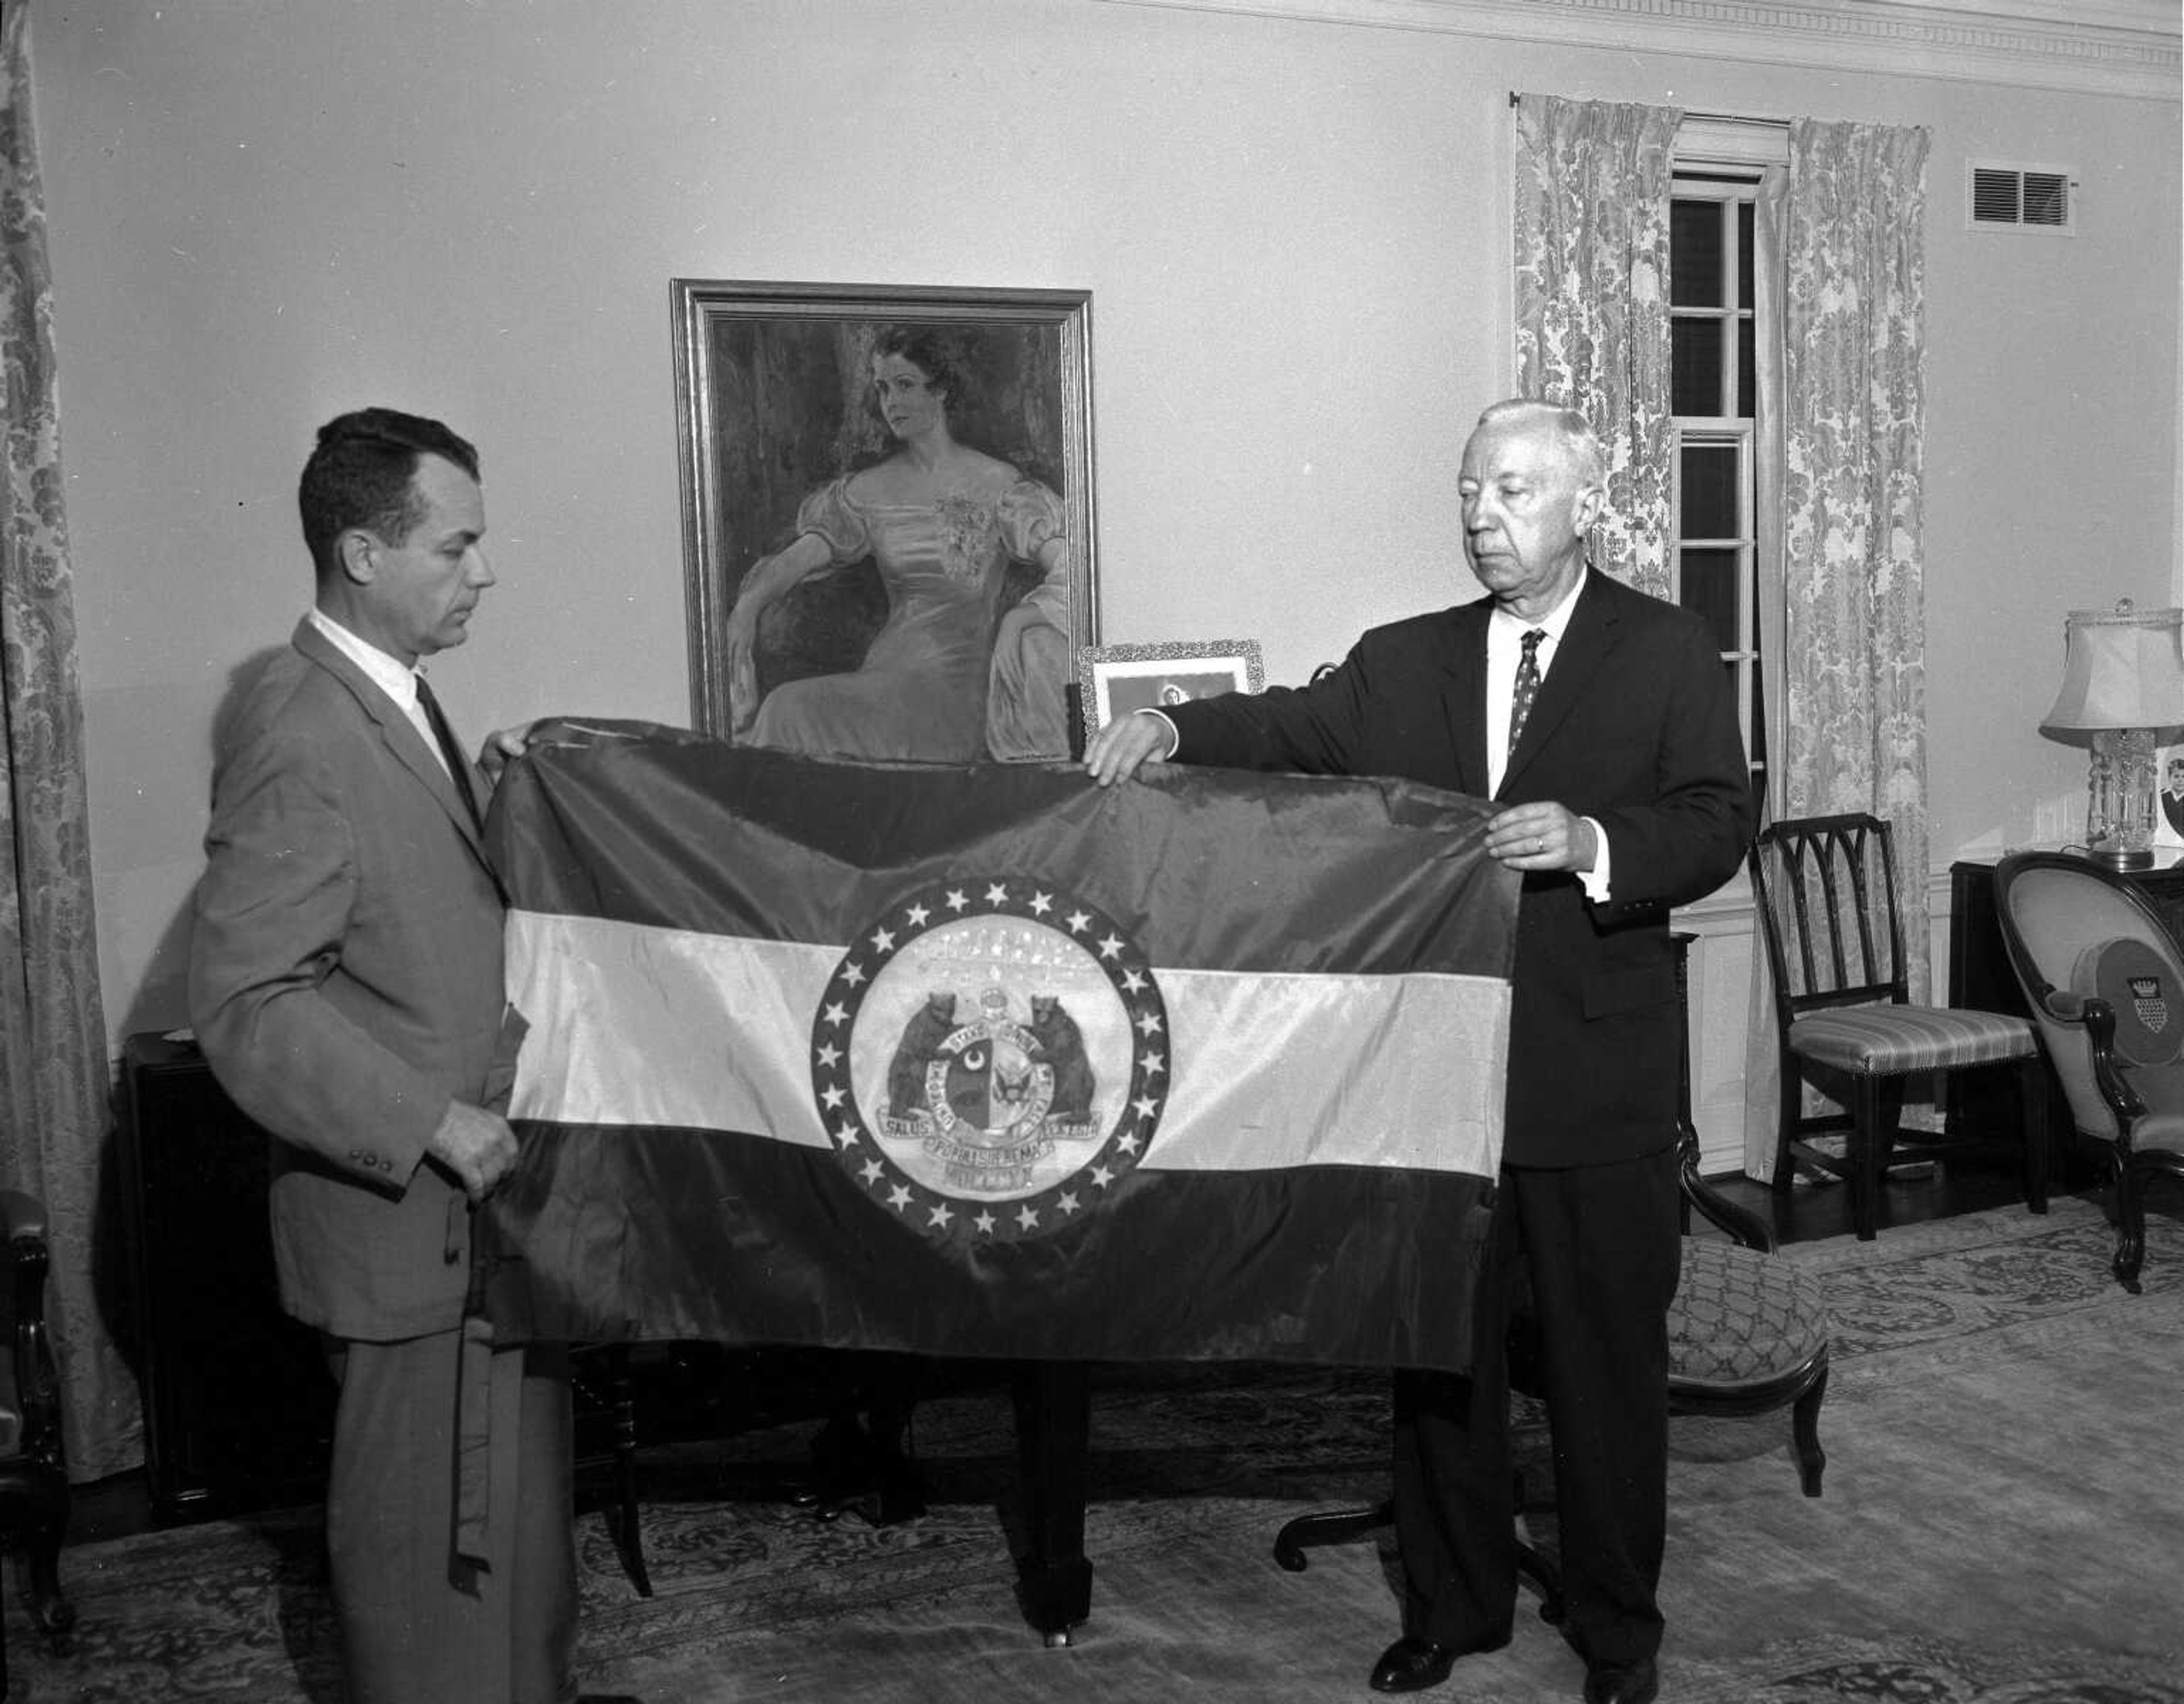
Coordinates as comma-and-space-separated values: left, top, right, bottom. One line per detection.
2041, 603, 2184, 731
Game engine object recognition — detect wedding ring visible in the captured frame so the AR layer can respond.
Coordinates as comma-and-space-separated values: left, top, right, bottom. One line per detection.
1534, 837, 1544, 852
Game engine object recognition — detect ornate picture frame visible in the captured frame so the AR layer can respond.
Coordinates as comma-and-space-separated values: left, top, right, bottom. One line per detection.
1077, 639, 1265, 747
671, 280, 1098, 761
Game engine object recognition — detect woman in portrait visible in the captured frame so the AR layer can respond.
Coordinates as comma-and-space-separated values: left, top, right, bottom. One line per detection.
723, 326, 1074, 763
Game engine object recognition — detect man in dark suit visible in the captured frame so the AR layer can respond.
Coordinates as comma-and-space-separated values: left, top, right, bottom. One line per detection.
189, 410, 581, 1702
1085, 399, 1753, 1704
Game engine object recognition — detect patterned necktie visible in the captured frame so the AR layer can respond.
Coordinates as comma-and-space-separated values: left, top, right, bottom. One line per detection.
415, 674, 483, 833
1507, 628, 1545, 758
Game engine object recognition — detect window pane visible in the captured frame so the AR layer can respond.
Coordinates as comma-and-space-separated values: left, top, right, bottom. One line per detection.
1679, 445, 1739, 540
1672, 201, 1722, 307
1678, 548, 1740, 650
1673, 320, 1723, 416
1738, 317, 1755, 419
1738, 201, 1755, 307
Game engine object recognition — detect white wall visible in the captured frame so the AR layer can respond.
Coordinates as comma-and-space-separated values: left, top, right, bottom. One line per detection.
28, 0, 2181, 1082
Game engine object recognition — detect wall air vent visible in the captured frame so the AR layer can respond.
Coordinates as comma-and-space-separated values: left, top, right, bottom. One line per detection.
1968, 162, 2076, 234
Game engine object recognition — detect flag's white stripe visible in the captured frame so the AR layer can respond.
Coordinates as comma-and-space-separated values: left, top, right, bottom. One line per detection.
505, 910, 1505, 1177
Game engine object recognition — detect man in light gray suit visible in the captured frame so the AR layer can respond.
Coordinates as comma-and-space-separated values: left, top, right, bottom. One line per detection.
190, 409, 585, 1702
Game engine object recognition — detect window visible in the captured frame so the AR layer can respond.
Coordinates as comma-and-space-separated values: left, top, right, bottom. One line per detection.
1669, 119, 1785, 799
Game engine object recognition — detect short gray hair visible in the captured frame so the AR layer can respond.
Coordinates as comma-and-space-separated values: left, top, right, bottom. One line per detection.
1475, 399, 1607, 490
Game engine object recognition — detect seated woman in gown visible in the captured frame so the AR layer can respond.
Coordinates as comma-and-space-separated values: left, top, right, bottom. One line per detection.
723, 326, 1074, 763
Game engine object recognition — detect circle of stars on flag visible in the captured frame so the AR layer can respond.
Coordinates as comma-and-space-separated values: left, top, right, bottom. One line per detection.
809, 876, 1170, 1247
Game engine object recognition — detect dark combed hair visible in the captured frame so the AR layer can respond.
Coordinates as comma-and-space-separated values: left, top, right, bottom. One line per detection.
871, 325, 972, 410
298, 407, 479, 578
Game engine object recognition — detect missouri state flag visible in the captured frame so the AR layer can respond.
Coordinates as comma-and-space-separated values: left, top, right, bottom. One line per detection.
474, 724, 1519, 1374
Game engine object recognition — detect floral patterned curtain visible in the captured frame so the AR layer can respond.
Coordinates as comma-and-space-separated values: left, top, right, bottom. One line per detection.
1742, 119, 1932, 1175
1772, 119, 1933, 956
1511, 93, 1683, 597
3, 4, 143, 1481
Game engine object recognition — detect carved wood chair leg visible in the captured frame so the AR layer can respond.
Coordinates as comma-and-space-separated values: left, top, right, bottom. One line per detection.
1850, 1075, 1886, 1240
1772, 1050, 1800, 1193
1515, 1538, 1565, 1624
2113, 1156, 2154, 1294
21, 1471, 74, 1647
610, 1446, 651, 1599
1790, 1364, 1829, 1498
1270, 1500, 1391, 1571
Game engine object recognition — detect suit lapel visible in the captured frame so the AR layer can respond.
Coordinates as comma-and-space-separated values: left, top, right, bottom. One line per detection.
1440, 601, 1495, 799
1500, 573, 1619, 796
291, 618, 491, 862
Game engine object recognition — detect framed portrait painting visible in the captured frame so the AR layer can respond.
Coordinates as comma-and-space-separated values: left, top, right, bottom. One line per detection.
672, 280, 1098, 764
1076, 640, 1265, 748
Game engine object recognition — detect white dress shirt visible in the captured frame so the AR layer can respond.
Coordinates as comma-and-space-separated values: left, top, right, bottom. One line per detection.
1487, 573, 1611, 899
305, 607, 457, 782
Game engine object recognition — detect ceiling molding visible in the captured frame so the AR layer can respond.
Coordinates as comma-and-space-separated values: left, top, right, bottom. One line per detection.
1091, 0, 2182, 102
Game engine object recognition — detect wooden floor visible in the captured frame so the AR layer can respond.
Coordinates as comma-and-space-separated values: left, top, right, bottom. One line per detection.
1715, 1145, 2038, 1245
60, 1150, 2051, 1551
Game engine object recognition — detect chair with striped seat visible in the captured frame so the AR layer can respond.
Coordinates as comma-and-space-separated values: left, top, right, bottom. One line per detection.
1749, 813, 2050, 1240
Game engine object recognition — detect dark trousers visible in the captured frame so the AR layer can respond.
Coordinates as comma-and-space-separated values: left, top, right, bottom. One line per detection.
1392, 1147, 1681, 1666
323, 1330, 577, 1704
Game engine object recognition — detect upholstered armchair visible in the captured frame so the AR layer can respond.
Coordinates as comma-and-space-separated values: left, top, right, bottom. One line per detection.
1993, 851, 2184, 1292
0, 1189, 76, 1693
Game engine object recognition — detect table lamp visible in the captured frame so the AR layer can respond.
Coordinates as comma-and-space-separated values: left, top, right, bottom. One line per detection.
2041, 599, 2184, 870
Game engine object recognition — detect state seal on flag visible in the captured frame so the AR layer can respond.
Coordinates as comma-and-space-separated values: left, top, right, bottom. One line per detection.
810, 878, 1169, 1244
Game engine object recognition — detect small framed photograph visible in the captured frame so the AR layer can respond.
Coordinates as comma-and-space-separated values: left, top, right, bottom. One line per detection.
2157, 742, 2184, 849
1077, 639, 1265, 747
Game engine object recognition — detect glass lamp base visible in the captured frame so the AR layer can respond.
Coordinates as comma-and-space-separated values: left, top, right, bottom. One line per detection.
2084, 729, 2162, 874
2086, 845, 2157, 872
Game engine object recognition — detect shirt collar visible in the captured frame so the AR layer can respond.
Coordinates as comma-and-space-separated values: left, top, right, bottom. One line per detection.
307, 606, 423, 710
1489, 566, 1588, 647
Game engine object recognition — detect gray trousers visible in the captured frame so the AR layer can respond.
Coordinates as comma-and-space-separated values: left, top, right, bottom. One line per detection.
323, 1330, 577, 1704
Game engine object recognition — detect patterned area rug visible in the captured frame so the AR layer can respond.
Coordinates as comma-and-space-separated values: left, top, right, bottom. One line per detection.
13, 1192, 2182, 1702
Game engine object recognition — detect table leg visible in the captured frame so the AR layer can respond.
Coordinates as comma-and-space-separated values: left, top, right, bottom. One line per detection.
1010, 1359, 1094, 1644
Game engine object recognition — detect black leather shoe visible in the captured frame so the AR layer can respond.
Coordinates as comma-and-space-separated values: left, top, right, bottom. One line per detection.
1582, 1656, 1659, 1704
1369, 1637, 1458, 1693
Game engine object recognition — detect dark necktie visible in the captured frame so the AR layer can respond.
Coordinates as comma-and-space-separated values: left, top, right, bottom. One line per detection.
1507, 628, 1545, 757
415, 675, 483, 833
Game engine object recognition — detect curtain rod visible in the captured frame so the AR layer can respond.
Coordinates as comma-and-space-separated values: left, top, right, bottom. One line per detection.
1507, 90, 1790, 129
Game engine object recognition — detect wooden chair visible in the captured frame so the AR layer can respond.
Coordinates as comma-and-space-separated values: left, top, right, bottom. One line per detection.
0, 1190, 77, 1694
570, 1342, 650, 1596
566, 1341, 937, 1602
1748, 812, 2050, 1240
1993, 851, 2184, 1292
